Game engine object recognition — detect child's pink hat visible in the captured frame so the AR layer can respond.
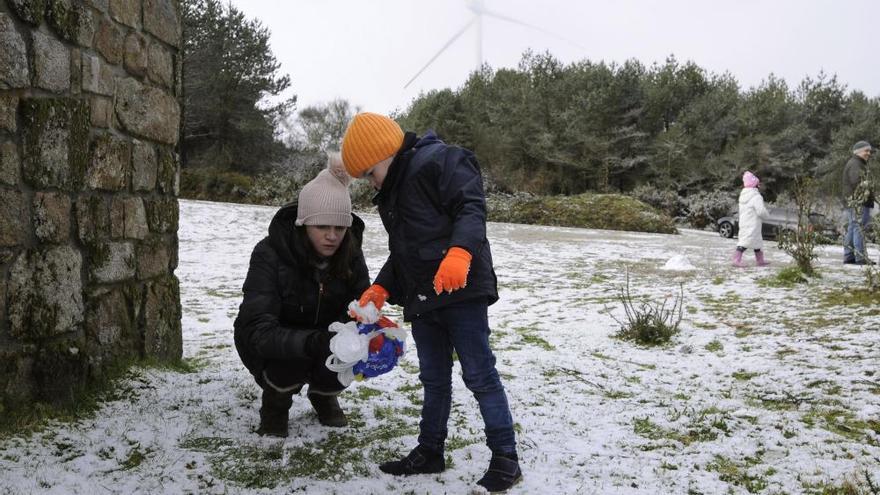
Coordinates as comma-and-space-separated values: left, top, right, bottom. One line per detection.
743, 171, 759, 188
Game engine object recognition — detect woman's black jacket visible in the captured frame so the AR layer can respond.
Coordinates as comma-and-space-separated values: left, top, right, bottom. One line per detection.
233, 202, 370, 380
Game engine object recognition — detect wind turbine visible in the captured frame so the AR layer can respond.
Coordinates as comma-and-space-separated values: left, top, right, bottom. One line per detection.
403, 0, 584, 89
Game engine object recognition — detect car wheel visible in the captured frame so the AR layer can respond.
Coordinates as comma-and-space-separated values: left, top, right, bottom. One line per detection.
719, 221, 734, 238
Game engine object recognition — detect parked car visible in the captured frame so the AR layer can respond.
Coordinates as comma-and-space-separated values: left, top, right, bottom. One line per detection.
716, 207, 840, 241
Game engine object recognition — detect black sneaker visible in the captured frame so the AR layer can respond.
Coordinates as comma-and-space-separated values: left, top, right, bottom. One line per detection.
308, 393, 348, 427
379, 445, 446, 475
476, 454, 522, 493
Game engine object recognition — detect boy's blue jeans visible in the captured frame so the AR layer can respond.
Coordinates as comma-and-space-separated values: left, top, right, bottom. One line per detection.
410, 300, 517, 456
844, 206, 871, 262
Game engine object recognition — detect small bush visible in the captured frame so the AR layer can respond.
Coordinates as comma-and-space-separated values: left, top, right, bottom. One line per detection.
487, 192, 677, 234
610, 272, 683, 346
180, 167, 255, 203
249, 172, 301, 206
631, 185, 686, 218
683, 190, 736, 229
775, 177, 820, 276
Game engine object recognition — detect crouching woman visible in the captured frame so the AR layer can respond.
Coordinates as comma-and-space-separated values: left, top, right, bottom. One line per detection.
234, 153, 369, 436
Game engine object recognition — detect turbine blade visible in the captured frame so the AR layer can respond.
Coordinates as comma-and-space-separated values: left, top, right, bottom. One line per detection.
404, 18, 476, 89
481, 9, 586, 50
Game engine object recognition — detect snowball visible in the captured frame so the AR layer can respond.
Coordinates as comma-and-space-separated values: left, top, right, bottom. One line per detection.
661, 254, 696, 271
348, 300, 379, 324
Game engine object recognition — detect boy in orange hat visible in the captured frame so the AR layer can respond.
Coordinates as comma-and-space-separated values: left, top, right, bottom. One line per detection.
343, 113, 521, 492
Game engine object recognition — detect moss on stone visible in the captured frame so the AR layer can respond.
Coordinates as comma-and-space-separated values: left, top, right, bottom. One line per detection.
142, 274, 182, 361
32, 337, 89, 405
21, 98, 90, 191
76, 195, 108, 243
8, 246, 84, 341
145, 196, 179, 233
156, 147, 177, 194
84, 240, 110, 276
8, 0, 47, 26
46, 0, 82, 43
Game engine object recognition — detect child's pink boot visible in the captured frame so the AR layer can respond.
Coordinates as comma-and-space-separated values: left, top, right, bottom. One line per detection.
755, 250, 769, 267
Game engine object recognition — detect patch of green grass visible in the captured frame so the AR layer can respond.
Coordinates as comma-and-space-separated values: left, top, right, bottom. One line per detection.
711, 276, 725, 285
0, 356, 207, 437
204, 288, 240, 298
202, 344, 231, 351
705, 340, 724, 353
820, 288, 880, 308
632, 414, 723, 446
395, 382, 421, 394
633, 417, 668, 440
143, 356, 210, 374
802, 469, 880, 494
732, 370, 760, 381
692, 321, 719, 330
801, 407, 880, 443
604, 390, 633, 399
734, 324, 755, 338
181, 418, 421, 488
776, 348, 798, 359
398, 360, 419, 375
373, 405, 394, 420
757, 266, 811, 288
751, 395, 802, 411
514, 326, 555, 351
352, 387, 382, 401
121, 445, 149, 470
706, 455, 768, 493
446, 434, 480, 451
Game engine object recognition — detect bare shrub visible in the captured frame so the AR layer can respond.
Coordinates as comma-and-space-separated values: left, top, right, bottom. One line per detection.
610, 272, 683, 346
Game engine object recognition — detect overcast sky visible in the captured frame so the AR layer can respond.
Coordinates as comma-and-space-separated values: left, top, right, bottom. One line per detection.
228, 0, 880, 116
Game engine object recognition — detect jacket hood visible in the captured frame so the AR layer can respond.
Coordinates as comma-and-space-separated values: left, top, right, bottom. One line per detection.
739, 187, 761, 205
414, 131, 442, 149
267, 201, 365, 267
373, 131, 422, 204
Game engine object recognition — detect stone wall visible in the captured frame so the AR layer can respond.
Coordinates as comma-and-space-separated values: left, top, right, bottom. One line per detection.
0, 0, 182, 411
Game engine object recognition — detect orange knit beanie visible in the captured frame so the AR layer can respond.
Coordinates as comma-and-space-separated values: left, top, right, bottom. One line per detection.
341, 113, 404, 177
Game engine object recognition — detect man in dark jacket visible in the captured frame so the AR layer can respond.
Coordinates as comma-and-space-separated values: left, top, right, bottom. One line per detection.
234, 154, 370, 436
342, 113, 521, 492
842, 140, 875, 264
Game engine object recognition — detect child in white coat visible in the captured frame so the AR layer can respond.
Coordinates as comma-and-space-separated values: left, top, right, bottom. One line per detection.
734, 171, 770, 267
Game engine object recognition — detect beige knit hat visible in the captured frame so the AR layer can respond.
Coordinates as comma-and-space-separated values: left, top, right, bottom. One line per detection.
295, 152, 353, 227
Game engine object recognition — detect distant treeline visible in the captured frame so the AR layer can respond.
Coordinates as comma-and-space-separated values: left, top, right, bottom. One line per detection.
181, 0, 879, 208
395, 52, 880, 201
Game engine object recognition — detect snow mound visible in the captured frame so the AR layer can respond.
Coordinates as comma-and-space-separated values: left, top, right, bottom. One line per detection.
661, 254, 696, 271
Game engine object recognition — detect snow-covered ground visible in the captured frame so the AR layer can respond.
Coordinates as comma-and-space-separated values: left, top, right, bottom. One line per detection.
2, 199, 879, 494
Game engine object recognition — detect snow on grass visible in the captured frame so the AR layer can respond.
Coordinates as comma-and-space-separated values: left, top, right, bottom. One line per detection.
1, 199, 878, 494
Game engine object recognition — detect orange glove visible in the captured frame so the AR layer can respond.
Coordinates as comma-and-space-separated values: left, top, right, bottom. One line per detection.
357, 284, 389, 311
433, 247, 472, 295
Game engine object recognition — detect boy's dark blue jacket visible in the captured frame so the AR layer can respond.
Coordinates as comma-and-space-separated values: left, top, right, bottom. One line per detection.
373, 131, 499, 321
